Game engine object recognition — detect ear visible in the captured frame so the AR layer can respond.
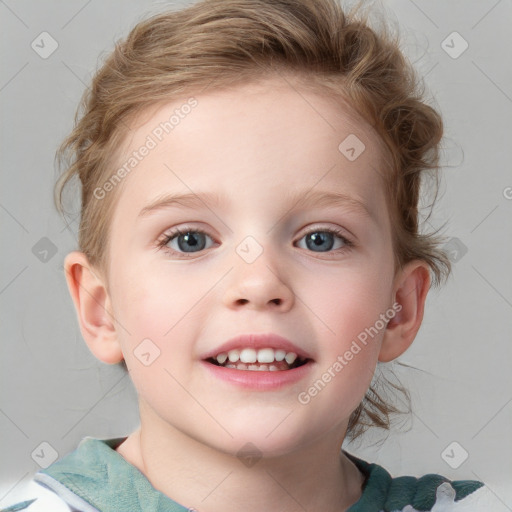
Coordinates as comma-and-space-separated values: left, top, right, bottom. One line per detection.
63, 251, 124, 365
378, 260, 431, 362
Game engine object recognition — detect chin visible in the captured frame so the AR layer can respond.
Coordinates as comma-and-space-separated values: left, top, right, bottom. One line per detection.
204, 424, 315, 461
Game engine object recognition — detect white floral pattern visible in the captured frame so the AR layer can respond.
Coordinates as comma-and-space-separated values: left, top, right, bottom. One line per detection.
392, 481, 497, 512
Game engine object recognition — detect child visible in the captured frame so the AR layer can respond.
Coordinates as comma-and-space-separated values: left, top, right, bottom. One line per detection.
3, 0, 496, 510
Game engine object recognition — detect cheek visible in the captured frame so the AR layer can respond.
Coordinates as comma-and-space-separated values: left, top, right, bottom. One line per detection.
303, 266, 392, 395
307, 263, 392, 341
109, 264, 215, 371
110, 271, 196, 401
111, 259, 192, 330
108, 265, 180, 359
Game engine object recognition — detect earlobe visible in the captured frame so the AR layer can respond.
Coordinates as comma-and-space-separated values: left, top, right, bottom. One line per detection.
63, 251, 124, 365
378, 260, 431, 363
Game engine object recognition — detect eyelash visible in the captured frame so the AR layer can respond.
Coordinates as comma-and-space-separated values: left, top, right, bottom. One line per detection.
156, 225, 355, 259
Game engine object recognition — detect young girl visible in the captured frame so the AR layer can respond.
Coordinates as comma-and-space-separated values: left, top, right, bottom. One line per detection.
3, 0, 497, 510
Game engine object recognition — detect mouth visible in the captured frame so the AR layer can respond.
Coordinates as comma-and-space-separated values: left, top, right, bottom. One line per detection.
204, 348, 312, 372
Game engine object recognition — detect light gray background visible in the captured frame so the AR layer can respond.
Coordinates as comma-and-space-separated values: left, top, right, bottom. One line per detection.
1, 0, 511, 508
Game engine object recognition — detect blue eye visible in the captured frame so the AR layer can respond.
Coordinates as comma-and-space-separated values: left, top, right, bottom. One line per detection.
158, 226, 354, 258
296, 228, 353, 252
159, 228, 215, 255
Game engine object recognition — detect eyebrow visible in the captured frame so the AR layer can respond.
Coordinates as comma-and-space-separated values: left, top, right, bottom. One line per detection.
138, 191, 225, 218
138, 189, 375, 221
286, 189, 374, 220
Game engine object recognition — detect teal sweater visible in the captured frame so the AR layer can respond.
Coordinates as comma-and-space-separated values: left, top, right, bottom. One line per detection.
0, 437, 491, 512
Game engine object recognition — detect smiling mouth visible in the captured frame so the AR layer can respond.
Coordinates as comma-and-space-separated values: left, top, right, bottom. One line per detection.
205, 356, 311, 371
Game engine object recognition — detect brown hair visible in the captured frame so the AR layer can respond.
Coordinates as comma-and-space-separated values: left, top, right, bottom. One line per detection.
55, 0, 452, 441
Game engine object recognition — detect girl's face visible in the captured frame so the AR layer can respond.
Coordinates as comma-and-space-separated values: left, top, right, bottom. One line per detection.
105, 78, 398, 456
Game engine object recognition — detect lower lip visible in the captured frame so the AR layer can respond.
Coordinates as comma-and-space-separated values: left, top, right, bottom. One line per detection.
200, 360, 314, 390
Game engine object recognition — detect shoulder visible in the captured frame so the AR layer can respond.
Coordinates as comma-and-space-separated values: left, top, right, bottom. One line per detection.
344, 450, 496, 511
0, 479, 73, 512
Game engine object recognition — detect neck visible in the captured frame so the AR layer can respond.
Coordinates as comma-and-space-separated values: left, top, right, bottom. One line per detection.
116, 400, 365, 512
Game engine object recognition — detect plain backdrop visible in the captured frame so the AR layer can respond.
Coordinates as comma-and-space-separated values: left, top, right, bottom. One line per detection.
1, 0, 511, 508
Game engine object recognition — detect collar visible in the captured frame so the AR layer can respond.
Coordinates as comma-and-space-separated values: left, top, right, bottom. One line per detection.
35, 437, 483, 512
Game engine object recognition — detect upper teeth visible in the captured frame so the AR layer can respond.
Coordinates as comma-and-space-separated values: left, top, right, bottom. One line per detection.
216, 348, 299, 365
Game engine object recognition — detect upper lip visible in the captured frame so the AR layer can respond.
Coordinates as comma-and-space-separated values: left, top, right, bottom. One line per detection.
201, 333, 314, 361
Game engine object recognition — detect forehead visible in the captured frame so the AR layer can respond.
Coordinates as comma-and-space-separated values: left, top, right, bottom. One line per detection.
110, 78, 388, 220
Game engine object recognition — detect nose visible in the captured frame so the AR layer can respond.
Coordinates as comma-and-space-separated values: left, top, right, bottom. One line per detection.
223, 247, 295, 312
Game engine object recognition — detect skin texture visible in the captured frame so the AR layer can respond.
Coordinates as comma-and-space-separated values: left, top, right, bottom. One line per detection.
64, 77, 430, 512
